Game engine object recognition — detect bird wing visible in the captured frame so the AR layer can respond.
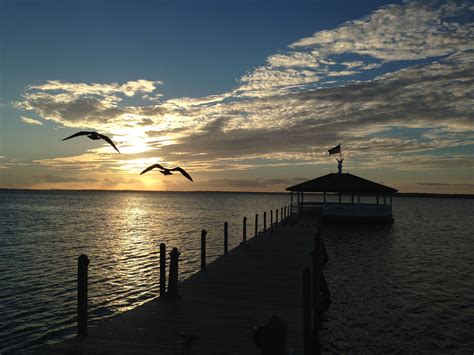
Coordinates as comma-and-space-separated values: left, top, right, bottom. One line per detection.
62, 131, 93, 141
171, 167, 193, 182
97, 134, 120, 153
140, 163, 165, 175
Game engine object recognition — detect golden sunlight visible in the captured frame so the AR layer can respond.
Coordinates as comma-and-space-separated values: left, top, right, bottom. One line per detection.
117, 158, 163, 174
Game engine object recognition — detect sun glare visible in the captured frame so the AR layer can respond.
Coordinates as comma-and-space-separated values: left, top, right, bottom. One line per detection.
121, 141, 153, 155
118, 158, 162, 174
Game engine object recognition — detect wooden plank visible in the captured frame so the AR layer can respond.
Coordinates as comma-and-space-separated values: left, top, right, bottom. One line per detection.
33, 214, 319, 354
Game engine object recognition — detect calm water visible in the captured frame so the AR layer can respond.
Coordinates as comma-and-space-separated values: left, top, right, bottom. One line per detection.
0, 191, 473, 352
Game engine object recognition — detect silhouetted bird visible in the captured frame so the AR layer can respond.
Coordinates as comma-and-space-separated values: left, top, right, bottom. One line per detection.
140, 163, 193, 182
62, 131, 120, 153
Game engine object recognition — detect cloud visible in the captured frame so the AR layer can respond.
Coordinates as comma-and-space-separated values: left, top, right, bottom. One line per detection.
33, 152, 119, 171
202, 177, 309, 190
267, 52, 320, 68
290, 1, 472, 61
28, 79, 162, 98
237, 0, 473, 96
34, 174, 98, 183
20, 116, 43, 125
16, 79, 164, 129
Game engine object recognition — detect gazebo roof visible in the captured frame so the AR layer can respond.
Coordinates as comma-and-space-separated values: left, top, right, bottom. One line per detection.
286, 173, 397, 194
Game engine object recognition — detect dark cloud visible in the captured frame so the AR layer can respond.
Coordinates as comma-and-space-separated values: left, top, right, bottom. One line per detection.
204, 177, 309, 189
34, 174, 98, 183
21, 95, 123, 125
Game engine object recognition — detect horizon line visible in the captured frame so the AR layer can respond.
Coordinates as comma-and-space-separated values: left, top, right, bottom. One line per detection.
1, 187, 473, 199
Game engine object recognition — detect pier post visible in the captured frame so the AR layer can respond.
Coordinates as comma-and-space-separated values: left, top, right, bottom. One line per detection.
280, 207, 283, 222
284, 206, 287, 219
317, 223, 328, 264
321, 237, 329, 265
276, 209, 279, 225
312, 234, 321, 333
201, 229, 207, 271
254, 316, 287, 355
263, 211, 267, 232
167, 247, 181, 298
243, 216, 247, 243
270, 210, 273, 228
224, 222, 228, 255
166, 248, 181, 298
303, 267, 312, 355
160, 243, 167, 297
255, 213, 259, 237
314, 233, 331, 313
77, 254, 89, 337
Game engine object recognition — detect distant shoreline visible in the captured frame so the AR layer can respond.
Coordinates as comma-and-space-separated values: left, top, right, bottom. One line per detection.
1, 188, 473, 199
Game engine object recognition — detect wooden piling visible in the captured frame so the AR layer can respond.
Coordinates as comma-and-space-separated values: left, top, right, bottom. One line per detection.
270, 210, 273, 228
159, 243, 166, 297
167, 247, 180, 298
263, 211, 267, 232
317, 224, 329, 264
281, 207, 283, 222
320, 269, 331, 312
321, 237, 329, 264
260, 316, 287, 355
243, 216, 247, 243
224, 222, 228, 255
255, 213, 259, 237
303, 267, 312, 355
77, 254, 89, 337
312, 234, 321, 332
276, 209, 279, 224
201, 229, 207, 271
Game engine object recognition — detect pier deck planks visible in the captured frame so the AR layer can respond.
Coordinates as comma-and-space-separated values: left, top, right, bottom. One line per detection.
35, 214, 319, 354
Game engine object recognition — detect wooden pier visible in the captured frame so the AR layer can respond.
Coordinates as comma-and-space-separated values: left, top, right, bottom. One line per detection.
34, 211, 325, 354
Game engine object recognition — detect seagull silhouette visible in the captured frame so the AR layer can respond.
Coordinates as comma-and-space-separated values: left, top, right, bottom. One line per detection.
140, 163, 193, 182
62, 131, 120, 153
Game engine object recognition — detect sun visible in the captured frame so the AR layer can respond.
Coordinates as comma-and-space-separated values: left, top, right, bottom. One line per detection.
118, 157, 162, 174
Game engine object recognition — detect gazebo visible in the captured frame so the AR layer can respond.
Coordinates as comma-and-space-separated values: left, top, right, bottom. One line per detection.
286, 172, 398, 223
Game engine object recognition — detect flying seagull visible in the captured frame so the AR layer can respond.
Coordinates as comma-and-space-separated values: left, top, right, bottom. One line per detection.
140, 163, 193, 182
62, 131, 120, 153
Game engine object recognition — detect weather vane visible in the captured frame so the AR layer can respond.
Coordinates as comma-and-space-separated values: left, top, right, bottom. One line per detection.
328, 143, 343, 173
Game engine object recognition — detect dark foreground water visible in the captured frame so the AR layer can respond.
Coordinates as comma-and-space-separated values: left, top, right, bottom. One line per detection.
0, 190, 473, 352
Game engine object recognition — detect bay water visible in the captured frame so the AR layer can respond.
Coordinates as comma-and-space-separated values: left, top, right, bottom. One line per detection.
0, 190, 472, 352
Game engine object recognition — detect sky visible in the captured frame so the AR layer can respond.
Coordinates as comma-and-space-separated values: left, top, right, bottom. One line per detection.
0, 0, 473, 193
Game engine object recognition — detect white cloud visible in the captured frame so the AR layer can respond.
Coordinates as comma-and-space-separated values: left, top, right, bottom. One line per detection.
341, 61, 365, 69
234, 0, 473, 95
21, 116, 43, 125
267, 52, 319, 68
290, 1, 473, 61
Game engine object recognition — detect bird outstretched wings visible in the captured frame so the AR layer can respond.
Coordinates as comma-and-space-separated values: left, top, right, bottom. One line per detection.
140, 163, 166, 175
62, 131, 120, 153
62, 131, 93, 141
140, 164, 193, 182
171, 167, 193, 182
97, 133, 120, 153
